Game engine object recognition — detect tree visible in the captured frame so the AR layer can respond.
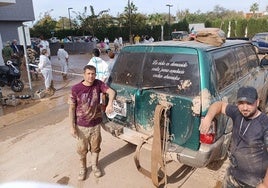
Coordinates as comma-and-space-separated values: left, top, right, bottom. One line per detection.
31, 3, 268, 42
75, 5, 109, 36
147, 13, 165, 40
147, 13, 164, 29
124, 0, 138, 43
250, 3, 259, 18
31, 12, 57, 39
57, 17, 69, 30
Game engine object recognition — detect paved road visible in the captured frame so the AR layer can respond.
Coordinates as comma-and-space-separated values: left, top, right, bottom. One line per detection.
0, 54, 228, 188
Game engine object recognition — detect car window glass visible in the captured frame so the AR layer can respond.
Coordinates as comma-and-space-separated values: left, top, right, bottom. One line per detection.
110, 51, 143, 85
259, 34, 265, 40
234, 46, 249, 77
213, 49, 237, 91
110, 50, 200, 96
234, 45, 258, 79
244, 45, 258, 70
142, 52, 200, 96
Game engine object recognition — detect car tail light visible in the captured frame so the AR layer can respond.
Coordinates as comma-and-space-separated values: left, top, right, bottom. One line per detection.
200, 120, 216, 144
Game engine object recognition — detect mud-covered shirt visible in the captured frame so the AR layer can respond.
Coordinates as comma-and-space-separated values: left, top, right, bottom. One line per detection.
69, 79, 109, 127
226, 104, 268, 186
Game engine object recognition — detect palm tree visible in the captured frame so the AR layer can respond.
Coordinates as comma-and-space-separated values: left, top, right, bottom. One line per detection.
250, 3, 259, 18
147, 13, 165, 40
75, 6, 109, 36
124, 0, 138, 43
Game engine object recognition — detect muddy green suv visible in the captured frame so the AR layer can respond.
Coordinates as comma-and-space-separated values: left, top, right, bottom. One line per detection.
104, 39, 268, 169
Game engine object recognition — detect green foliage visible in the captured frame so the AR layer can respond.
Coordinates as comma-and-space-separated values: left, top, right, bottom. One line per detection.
211, 19, 223, 29
236, 19, 247, 37
247, 18, 268, 38
230, 20, 236, 37
30, 3, 268, 41
204, 20, 212, 27
31, 15, 57, 39
172, 18, 189, 32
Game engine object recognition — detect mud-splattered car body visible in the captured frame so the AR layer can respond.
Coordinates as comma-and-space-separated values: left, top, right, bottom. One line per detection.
104, 39, 268, 168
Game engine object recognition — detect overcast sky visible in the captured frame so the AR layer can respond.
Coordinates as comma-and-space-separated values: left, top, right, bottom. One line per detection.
32, 0, 267, 21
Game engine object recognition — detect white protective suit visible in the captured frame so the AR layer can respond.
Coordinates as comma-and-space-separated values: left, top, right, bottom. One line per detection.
57, 48, 69, 75
87, 57, 109, 82
38, 54, 53, 89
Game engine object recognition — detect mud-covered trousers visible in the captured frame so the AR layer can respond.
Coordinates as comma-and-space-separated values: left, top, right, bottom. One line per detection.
76, 124, 102, 158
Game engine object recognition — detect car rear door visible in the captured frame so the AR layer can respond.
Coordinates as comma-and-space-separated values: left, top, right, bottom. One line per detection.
109, 45, 202, 150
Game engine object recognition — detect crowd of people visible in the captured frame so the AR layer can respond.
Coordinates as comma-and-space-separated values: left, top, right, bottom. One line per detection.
133, 34, 154, 44
1, 35, 67, 96
1, 35, 117, 97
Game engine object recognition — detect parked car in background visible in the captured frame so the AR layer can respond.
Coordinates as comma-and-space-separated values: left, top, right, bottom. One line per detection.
48, 37, 60, 43
80, 36, 91, 42
171, 31, 189, 40
73, 36, 85, 43
251, 32, 268, 54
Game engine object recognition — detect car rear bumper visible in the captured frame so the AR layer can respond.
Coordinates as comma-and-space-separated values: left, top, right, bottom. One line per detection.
104, 120, 232, 168
166, 132, 232, 168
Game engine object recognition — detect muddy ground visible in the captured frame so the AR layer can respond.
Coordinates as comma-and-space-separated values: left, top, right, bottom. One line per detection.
0, 53, 241, 188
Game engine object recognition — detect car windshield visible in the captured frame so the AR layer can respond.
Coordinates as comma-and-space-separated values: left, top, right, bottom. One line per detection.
110, 49, 200, 96
252, 33, 268, 41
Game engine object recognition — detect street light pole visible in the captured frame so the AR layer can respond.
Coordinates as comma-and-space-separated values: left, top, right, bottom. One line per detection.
128, 0, 133, 44
68, 7, 73, 29
166, 4, 173, 39
59, 16, 64, 30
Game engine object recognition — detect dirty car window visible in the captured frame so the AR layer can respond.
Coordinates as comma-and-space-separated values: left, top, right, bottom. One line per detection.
111, 51, 200, 96
111, 52, 143, 85
142, 53, 199, 96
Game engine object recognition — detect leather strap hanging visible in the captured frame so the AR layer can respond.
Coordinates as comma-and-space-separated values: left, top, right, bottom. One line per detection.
134, 104, 170, 187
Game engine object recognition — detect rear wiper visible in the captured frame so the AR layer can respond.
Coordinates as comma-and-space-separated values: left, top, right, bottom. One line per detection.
138, 80, 192, 93
140, 85, 179, 91
137, 85, 178, 95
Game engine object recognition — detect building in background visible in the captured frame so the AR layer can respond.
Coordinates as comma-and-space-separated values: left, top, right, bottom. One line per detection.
0, 0, 35, 65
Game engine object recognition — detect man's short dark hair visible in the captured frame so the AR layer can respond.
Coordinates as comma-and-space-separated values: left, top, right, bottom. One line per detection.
83, 65, 96, 73
92, 48, 100, 57
60, 44, 64, 48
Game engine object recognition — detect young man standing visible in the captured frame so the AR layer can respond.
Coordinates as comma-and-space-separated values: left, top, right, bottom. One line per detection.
200, 86, 268, 188
68, 65, 115, 181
